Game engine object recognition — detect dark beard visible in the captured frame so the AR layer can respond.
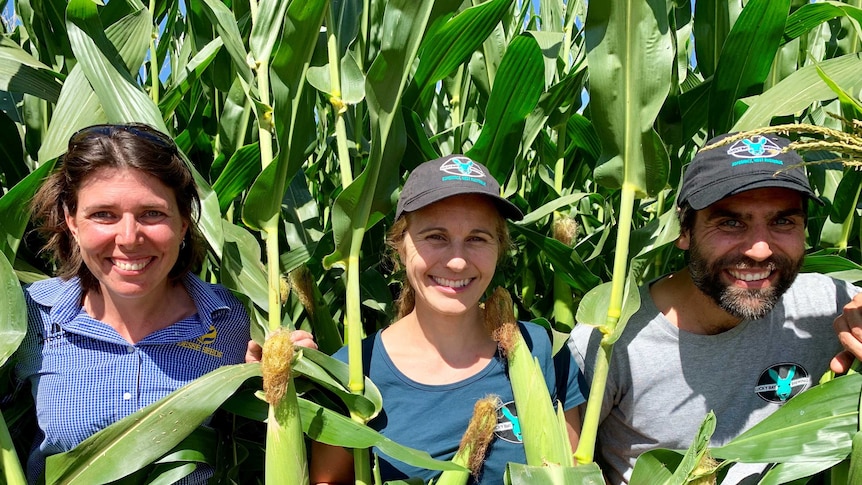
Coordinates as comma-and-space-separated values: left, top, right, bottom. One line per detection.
688, 236, 802, 321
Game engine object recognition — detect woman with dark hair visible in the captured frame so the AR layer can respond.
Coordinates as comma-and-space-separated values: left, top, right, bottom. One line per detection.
16, 123, 313, 483
309, 155, 585, 485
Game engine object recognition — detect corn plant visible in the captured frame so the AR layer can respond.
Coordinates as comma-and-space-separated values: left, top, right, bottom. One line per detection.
1, 0, 862, 483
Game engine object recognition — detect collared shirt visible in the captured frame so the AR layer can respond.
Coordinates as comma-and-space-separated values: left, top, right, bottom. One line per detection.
16, 273, 250, 482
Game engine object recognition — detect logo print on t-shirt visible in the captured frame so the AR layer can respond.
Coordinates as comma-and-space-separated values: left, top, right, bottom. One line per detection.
754, 363, 810, 403
494, 401, 522, 443
177, 325, 223, 358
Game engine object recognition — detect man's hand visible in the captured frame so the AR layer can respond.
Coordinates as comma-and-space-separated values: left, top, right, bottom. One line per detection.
245, 330, 318, 363
832, 292, 862, 374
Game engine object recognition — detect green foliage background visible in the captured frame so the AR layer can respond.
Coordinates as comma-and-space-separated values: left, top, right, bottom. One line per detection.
1, 0, 862, 483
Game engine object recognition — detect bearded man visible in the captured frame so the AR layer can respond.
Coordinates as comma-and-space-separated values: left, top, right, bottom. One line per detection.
569, 133, 862, 484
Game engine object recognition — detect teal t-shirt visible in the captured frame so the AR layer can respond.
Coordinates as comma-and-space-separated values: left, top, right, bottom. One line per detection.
334, 321, 585, 484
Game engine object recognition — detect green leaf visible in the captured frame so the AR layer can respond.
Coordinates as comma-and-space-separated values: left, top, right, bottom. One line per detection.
329, 0, 436, 266
467, 34, 544, 177
784, 2, 862, 43
159, 38, 224, 120
65, 0, 163, 126
518, 193, 590, 225
708, 0, 790, 134
220, 221, 269, 311
712, 373, 862, 463
299, 399, 466, 474
814, 62, 862, 118
0, 250, 25, 368
692, 0, 740, 78
630, 448, 681, 484
829, 168, 862, 225
505, 462, 604, 485
39, 0, 159, 161
0, 409, 27, 485
413, 0, 514, 99
667, 412, 717, 485
802, 253, 862, 283
585, 0, 673, 195
757, 460, 844, 485
0, 159, 57, 262
244, 0, 328, 229
575, 270, 641, 346
733, 53, 862, 131
197, 0, 254, 86
522, 69, 590, 161
249, 0, 291, 65
295, 348, 383, 421
0, 111, 27, 188
0, 36, 63, 102
212, 143, 262, 213
46, 364, 262, 484
848, 431, 862, 485
511, 225, 601, 294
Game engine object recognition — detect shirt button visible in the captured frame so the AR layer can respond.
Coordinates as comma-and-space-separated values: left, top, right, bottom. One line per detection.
126, 346, 135, 353
123, 392, 132, 400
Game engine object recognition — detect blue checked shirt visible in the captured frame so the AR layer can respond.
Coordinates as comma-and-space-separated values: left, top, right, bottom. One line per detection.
15, 273, 250, 482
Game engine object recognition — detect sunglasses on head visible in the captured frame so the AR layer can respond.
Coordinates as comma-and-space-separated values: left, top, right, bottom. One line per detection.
70, 123, 177, 152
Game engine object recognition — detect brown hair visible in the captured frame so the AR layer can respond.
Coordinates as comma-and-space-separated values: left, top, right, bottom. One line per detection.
30, 123, 205, 292
385, 204, 512, 319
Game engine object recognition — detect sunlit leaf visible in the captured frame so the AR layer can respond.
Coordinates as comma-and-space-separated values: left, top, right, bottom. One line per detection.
733, 54, 862, 131
712, 373, 862, 463
708, 0, 790, 134
46, 364, 262, 484
586, 0, 673, 196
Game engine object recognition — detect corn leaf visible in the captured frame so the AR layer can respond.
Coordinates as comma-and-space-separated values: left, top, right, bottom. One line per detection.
505, 462, 604, 484
712, 373, 862, 463
413, 0, 514, 100
45, 364, 262, 484
707, 0, 790, 134
466, 34, 543, 176
732, 53, 862, 131
585, 0, 673, 196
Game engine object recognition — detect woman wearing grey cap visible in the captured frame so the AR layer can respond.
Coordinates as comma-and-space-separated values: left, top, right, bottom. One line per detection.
310, 155, 586, 484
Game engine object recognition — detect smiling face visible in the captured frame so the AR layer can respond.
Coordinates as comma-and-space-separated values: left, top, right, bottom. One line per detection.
400, 194, 502, 318
677, 187, 806, 320
65, 167, 188, 303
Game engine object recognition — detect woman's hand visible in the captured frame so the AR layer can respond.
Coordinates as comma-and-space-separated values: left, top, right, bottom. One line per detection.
245, 330, 318, 363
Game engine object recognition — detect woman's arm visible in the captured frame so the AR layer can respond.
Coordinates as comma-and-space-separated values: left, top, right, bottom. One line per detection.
564, 405, 582, 451
310, 441, 355, 485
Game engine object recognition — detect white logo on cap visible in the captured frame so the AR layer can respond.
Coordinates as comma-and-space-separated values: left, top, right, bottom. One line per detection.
727, 136, 782, 159
439, 157, 486, 178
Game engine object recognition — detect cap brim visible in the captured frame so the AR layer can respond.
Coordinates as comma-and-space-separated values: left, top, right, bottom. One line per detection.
685, 178, 822, 210
398, 187, 524, 221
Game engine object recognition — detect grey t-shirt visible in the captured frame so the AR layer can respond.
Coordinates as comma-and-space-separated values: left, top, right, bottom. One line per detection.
569, 273, 860, 484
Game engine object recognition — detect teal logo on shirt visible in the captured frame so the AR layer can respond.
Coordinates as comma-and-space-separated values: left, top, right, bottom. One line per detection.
494, 401, 522, 443
754, 363, 810, 403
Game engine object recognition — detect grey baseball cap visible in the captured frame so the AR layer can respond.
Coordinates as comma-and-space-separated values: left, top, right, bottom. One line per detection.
678, 133, 820, 210
395, 155, 523, 221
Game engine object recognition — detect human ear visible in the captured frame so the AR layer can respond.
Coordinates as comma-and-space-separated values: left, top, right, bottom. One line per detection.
676, 229, 690, 250
64, 206, 79, 241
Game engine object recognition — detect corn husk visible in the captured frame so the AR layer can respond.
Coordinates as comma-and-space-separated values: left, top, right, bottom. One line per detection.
485, 287, 573, 467
434, 396, 500, 485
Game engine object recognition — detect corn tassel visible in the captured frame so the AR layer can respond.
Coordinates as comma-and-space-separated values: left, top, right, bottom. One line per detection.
262, 329, 308, 485
434, 396, 500, 485
485, 287, 574, 467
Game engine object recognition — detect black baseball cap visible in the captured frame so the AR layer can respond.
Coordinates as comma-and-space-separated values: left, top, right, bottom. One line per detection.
395, 155, 524, 221
677, 133, 820, 210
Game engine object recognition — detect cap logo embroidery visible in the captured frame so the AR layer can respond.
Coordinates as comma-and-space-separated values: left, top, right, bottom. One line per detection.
727, 136, 784, 167
439, 157, 488, 186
